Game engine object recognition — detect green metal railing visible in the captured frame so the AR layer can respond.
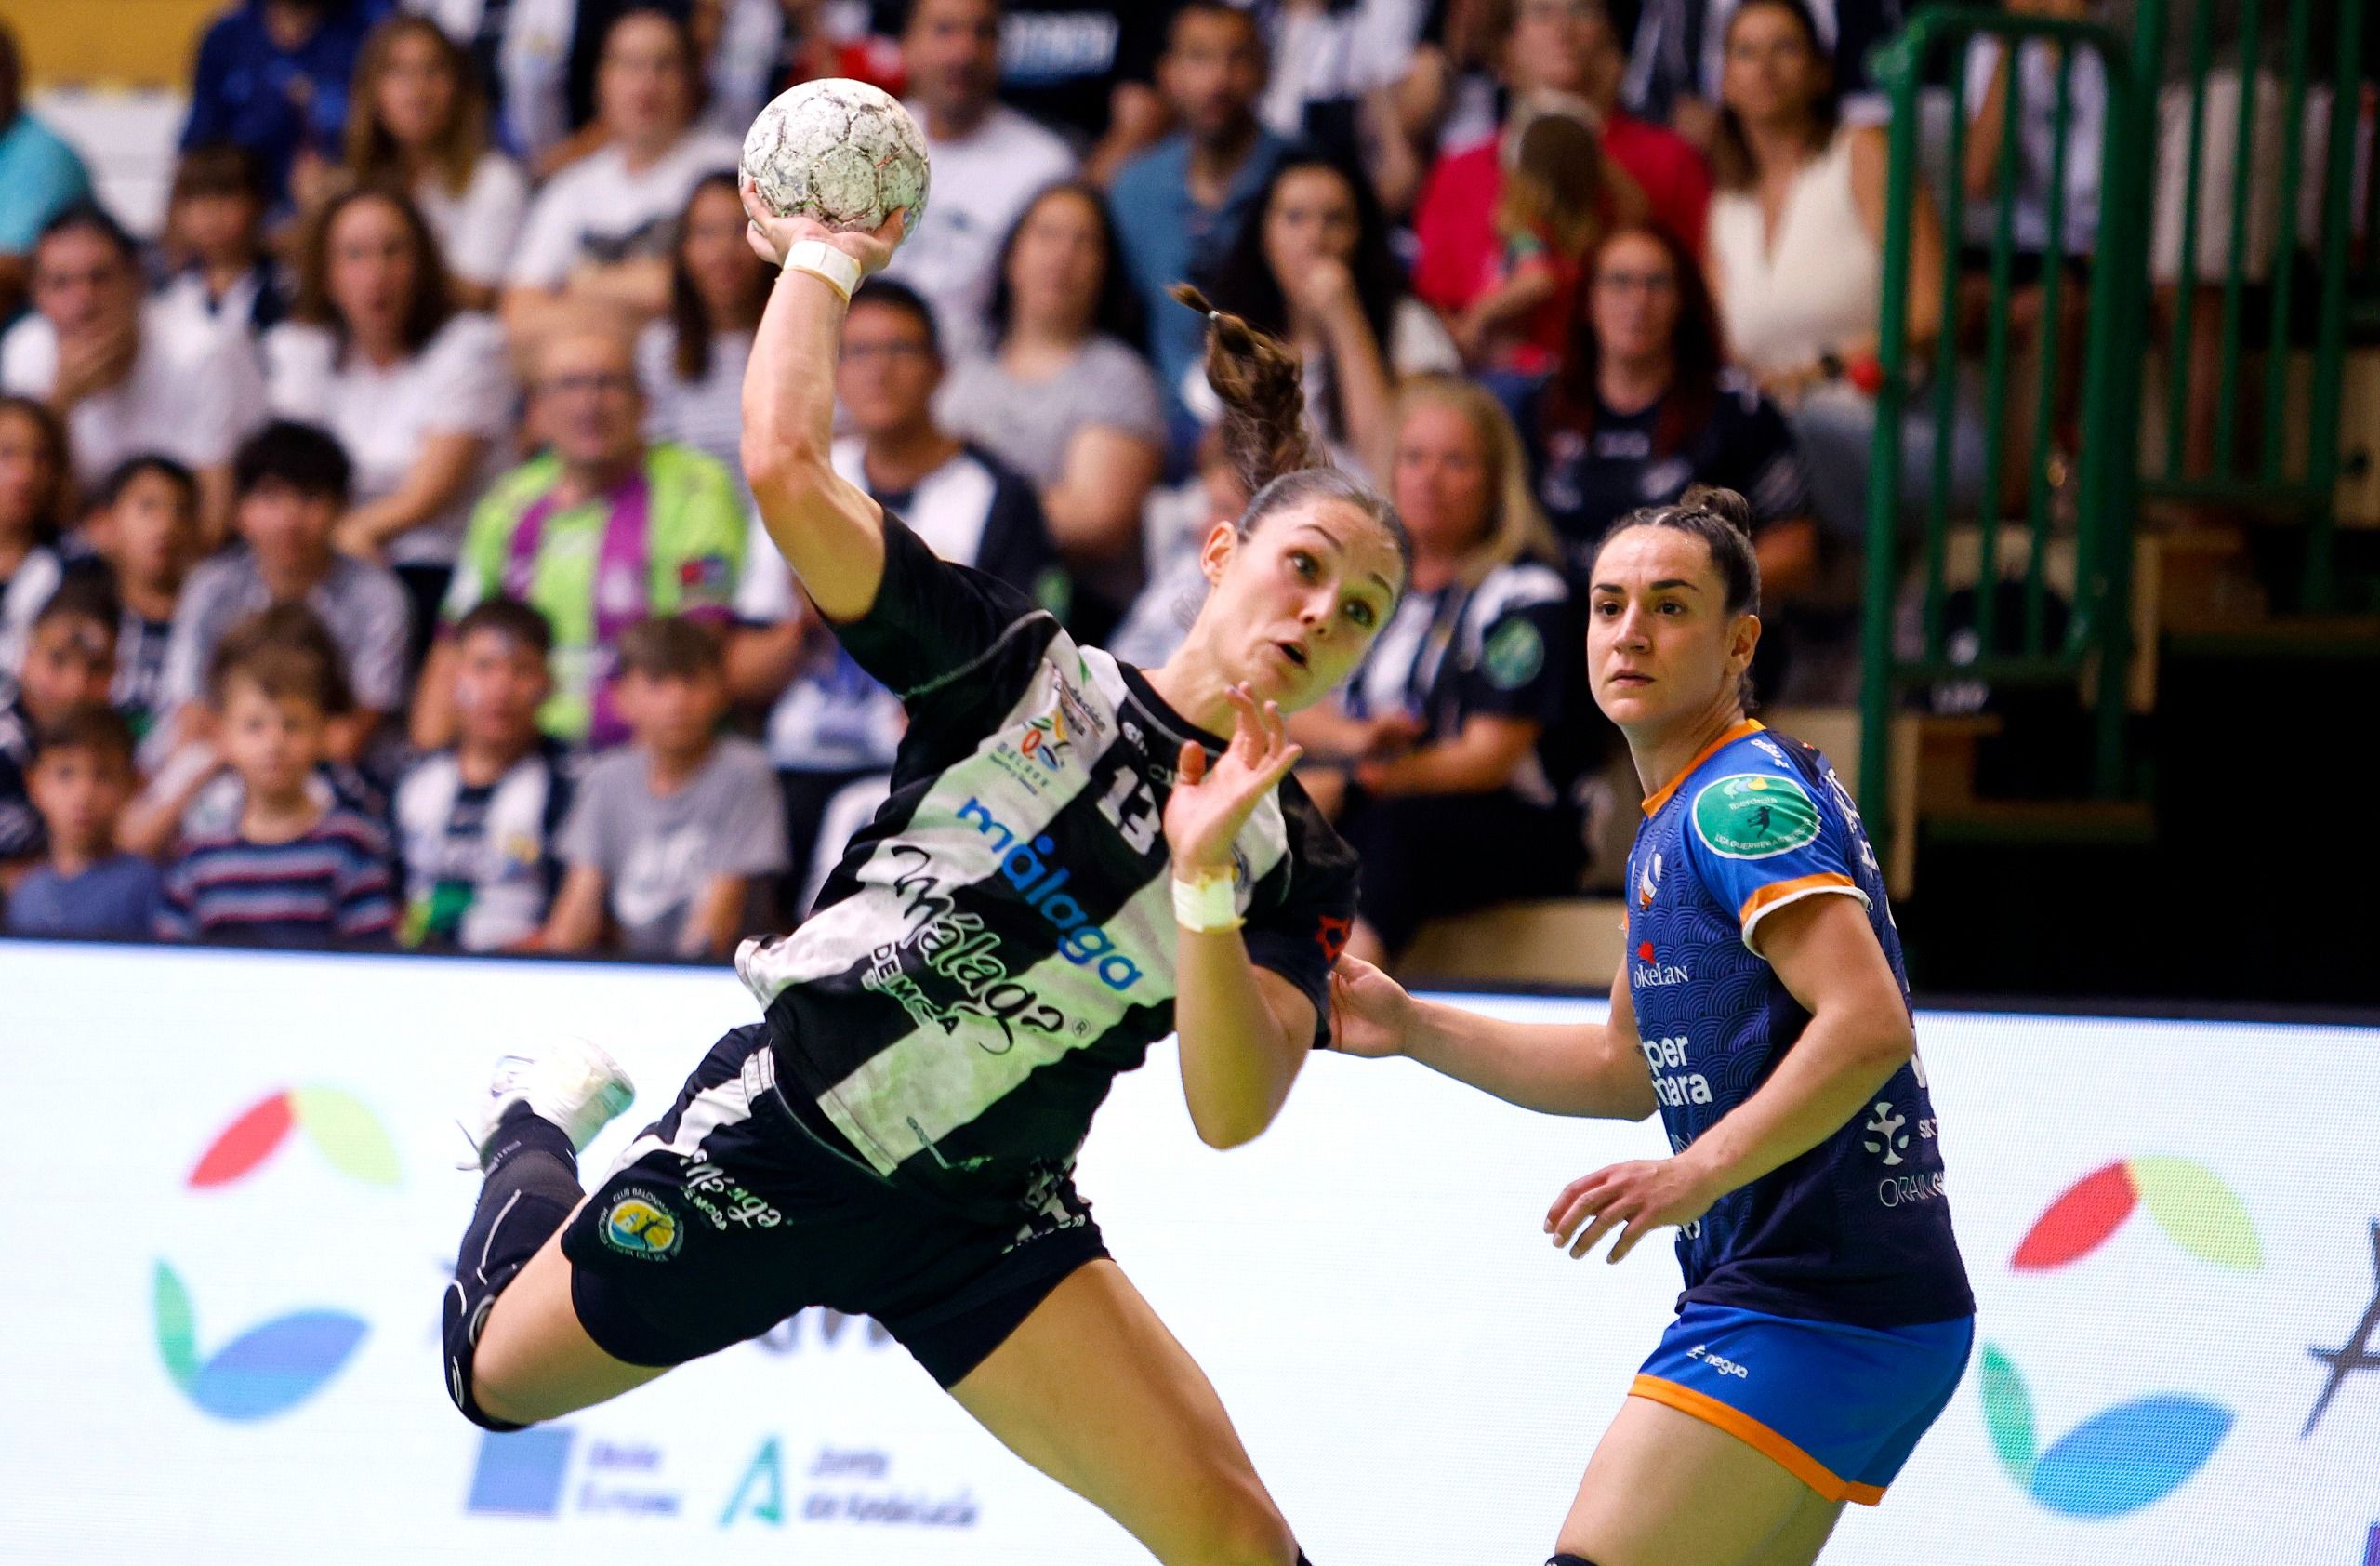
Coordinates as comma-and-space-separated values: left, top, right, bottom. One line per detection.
1856, 0, 2372, 823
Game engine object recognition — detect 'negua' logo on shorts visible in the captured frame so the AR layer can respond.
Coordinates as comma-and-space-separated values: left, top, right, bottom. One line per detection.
157, 1087, 393, 1420
1982, 1157, 2258, 1518
601, 1189, 684, 1260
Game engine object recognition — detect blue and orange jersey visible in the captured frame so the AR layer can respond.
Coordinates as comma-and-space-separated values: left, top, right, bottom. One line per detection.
1623, 720, 1973, 1328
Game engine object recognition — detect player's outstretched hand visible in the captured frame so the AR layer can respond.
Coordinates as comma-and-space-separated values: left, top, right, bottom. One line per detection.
1545, 1158, 1723, 1266
741, 178, 907, 276
1329, 956, 1413, 1058
1163, 683, 1302, 881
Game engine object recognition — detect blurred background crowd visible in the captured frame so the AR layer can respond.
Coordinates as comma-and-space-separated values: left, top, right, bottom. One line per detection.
0, 0, 2369, 982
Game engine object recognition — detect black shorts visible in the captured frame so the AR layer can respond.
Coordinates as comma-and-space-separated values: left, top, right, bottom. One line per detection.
559, 1024, 1109, 1387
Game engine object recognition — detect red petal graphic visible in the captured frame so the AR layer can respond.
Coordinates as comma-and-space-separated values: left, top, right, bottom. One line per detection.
190, 1094, 295, 1188
2011, 1161, 2137, 1271
1637, 943, 1654, 962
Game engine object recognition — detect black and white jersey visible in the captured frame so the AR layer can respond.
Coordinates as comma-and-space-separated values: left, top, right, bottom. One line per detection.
735, 513, 1358, 1216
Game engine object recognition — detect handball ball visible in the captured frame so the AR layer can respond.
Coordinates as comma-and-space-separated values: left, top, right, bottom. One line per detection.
742, 79, 930, 240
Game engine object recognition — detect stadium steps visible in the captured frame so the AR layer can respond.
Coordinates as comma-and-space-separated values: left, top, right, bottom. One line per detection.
1401, 897, 1632, 991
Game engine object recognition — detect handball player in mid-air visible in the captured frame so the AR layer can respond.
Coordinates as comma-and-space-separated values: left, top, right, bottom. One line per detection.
437, 184, 1412, 1566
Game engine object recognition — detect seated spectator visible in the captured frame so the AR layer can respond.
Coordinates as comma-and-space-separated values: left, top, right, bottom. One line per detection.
179, 0, 380, 215
344, 14, 531, 312
265, 183, 511, 645
0, 395, 69, 675
540, 615, 786, 958
1289, 375, 1590, 966
0, 204, 270, 544
155, 610, 397, 948
1449, 100, 1635, 372
1375, 0, 1512, 215
1109, 2, 1291, 443
0, 580, 118, 879
732, 278, 1062, 899
0, 20, 96, 320
84, 455, 202, 740
989, 0, 1173, 184
1252, 0, 1425, 177
393, 596, 570, 950
1413, 0, 1710, 324
704, 0, 907, 143
1704, 0, 1970, 547
152, 420, 411, 765
4, 704, 161, 939
938, 180, 1164, 631
637, 173, 769, 496
419, 323, 747, 753
154, 144, 286, 345
880, 0, 1078, 364
1958, 0, 2103, 490
411, 0, 574, 166
1517, 223, 1815, 584
1623, 0, 1909, 145
501, 7, 740, 345
1194, 153, 1460, 477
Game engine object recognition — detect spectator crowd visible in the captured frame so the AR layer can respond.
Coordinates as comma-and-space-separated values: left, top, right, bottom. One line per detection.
0, 0, 2117, 967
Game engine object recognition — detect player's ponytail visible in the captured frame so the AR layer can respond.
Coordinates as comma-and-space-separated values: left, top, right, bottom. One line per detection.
1594, 484, 1762, 617
1169, 283, 1411, 582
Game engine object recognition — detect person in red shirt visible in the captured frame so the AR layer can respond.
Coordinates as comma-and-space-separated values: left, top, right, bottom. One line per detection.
1413, 0, 1712, 325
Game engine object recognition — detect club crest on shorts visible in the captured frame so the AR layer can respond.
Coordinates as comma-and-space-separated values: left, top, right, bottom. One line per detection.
600, 1188, 683, 1261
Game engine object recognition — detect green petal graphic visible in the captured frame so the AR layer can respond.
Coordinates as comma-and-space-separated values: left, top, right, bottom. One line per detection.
289, 1086, 400, 1188
2128, 1156, 2260, 1270
1978, 1344, 2038, 1488
154, 1261, 201, 1389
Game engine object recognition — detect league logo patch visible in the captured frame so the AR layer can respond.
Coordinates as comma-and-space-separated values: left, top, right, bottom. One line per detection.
600, 1188, 683, 1261
1481, 617, 1544, 691
1691, 774, 1821, 859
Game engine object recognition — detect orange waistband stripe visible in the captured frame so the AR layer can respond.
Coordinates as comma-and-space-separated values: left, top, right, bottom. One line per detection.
1628, 1374, 1888, 1506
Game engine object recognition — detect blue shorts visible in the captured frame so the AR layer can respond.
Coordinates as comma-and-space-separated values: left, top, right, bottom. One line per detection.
1632, 1302, 1974, 1505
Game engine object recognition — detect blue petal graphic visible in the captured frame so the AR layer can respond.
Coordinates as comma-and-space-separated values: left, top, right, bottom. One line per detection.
2029, 1395, 2231, 1518
191, 1311, 369, 1421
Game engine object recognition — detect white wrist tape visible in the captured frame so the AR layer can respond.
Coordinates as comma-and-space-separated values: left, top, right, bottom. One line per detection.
783, 239, 861, 302
1171, 871, 1243, 933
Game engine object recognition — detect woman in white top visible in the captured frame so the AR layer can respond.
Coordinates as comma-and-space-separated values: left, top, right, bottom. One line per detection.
1192, 152, 1461, 480
500, 8, 741, 347
937, 180, 1168, 633
638, 172, 770, 498
264, 184, 513, 649
344, 15, 531, 312
1703, 0, 1976, 552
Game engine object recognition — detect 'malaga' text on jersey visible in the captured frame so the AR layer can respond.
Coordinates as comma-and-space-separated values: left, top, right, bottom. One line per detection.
736, 516, 1355, 1218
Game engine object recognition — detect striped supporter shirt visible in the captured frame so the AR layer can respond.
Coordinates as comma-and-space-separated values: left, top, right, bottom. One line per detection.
156, 802, 400, 949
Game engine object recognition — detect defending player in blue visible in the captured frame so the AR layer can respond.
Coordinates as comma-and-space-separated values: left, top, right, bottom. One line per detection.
1329, 486, 1974, 1566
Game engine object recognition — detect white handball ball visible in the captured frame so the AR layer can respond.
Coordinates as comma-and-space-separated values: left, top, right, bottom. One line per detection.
742, 78, 930, 239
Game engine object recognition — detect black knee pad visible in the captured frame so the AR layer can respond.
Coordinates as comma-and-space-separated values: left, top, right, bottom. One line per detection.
1548, 1556, 1604, 1565
443, 1271, 530, 1431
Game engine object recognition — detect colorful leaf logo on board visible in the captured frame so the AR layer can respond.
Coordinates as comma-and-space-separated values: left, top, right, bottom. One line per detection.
1978, 1346, 2233, 1517
153, 1261, 367, 1420
1985, 1158, 2258, 1518
157, 1086, 394, 1421
2011, 1157, 2260, 1273
188, 1086, 400, 1189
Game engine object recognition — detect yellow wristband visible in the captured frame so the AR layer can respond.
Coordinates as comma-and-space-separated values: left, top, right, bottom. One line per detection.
1171, 871, 1243, 933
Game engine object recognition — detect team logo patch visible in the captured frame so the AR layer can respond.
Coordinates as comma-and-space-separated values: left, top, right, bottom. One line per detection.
599, 1188, 683, 1260
1481, 618, 1544, 690
1691, 773, 1820, 859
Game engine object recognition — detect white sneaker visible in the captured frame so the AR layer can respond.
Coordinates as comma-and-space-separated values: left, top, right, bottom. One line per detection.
460, 1038, 636, 1168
